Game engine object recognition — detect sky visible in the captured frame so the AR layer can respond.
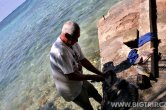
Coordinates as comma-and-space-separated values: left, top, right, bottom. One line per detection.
0, 0, 26, 22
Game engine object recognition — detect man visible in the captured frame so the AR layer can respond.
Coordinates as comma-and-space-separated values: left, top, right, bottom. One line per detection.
50, 21, 104, 110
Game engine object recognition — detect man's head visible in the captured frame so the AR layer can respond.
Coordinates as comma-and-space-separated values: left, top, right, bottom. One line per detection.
60, 21, 80, 46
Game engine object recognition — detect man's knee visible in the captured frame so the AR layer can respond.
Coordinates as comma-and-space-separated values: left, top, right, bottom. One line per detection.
83, 81, 102, 103
83, 81, 99, 96
73, 86, 94, 110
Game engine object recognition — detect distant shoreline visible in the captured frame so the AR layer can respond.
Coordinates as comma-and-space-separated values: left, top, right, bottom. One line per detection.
0, 0, 30, 31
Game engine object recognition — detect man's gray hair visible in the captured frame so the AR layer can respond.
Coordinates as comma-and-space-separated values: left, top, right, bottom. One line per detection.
61, 21, 80, 36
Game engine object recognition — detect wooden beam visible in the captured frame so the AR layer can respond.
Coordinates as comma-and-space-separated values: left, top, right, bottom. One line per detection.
149, 0, 159, 78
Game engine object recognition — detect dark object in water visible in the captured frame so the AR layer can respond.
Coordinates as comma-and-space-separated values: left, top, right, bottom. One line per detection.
101, 61, 138, 110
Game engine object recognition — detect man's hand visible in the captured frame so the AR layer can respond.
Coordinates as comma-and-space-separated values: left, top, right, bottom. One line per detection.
102, 68, 115, 78
66, 72, 104, 82
92, 75, 104, 82
80, 58, 104, 76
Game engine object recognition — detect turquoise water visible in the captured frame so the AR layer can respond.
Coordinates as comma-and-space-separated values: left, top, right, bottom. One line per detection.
0, 0, 120, 109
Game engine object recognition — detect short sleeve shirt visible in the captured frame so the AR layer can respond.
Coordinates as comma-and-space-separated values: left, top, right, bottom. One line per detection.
50, 37, 85, 101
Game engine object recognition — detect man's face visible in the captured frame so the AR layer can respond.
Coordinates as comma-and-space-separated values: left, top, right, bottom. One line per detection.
66, 30, 80, 45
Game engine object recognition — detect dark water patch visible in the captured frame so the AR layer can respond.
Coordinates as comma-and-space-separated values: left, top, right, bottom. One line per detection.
0, 73, 19, 90
7, 62, 17, 71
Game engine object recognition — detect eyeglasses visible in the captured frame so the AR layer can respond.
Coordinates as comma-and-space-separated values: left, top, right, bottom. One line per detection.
65, 33, 78, 42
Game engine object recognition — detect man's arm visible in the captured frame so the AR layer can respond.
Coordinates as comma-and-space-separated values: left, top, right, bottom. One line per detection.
65, 72, 104, 81
80, 58, 103, 76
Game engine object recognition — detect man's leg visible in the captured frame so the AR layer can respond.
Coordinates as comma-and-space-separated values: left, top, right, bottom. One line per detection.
83, 81, 102, 104
73, 86, 93, 110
